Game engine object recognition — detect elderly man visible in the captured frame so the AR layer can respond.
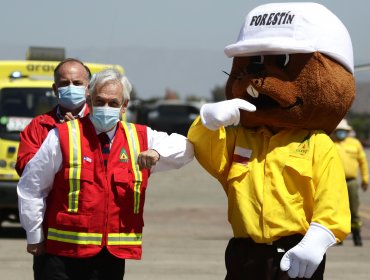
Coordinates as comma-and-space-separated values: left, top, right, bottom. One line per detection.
17, 68, 194, 280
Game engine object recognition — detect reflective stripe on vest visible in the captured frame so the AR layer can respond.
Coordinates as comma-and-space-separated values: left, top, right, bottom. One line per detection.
48, 228, 102, 245
121, 121, 143, 214
66, 119, 82, 212
107, 232, 142, 245
48, 121, 144, 247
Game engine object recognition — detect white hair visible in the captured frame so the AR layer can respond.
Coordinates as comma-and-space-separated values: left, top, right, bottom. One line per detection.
90, 68, 132, 102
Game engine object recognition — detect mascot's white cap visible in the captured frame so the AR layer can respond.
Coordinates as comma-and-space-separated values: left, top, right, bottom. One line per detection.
336, 119, 352, 131
224, 2, 354, 73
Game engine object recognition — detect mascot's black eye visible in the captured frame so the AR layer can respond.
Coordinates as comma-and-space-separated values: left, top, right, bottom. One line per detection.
276, 54, 290, 68
250, 55, 264, 65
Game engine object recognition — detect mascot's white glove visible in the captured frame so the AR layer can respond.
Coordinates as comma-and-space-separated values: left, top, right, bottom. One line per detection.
280, 222, 336, 278
200, 98, 256, 131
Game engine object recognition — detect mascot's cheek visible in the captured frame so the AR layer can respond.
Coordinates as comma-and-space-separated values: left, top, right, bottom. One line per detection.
226, 79, 253, 102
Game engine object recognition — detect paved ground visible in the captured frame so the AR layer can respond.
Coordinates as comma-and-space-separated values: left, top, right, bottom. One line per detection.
1, 153, 370, 279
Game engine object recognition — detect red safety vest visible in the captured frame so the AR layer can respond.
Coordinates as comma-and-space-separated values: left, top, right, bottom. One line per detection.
16, 105, 90, 176
44, 117, 149, 259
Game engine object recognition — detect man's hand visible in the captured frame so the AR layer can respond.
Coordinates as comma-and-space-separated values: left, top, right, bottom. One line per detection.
280, 223, 336, 278
200, 98, 256, 131
59, 112, 75, 123
361, 181, 368, 191
138, 149, 160, 170
27, 242, 46, 256
61, 112, 75, 123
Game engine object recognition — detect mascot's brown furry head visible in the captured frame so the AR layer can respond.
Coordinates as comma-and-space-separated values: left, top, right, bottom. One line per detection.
224, 2, 355, 134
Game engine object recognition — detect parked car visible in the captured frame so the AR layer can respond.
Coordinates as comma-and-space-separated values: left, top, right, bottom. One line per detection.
143, 100, 203, 136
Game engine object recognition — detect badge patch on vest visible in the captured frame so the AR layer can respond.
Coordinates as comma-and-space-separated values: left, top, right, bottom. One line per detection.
83, 156, 92, 163
295, 134, 310, 156
233, 146, 252, 165
119, 148, 129, 162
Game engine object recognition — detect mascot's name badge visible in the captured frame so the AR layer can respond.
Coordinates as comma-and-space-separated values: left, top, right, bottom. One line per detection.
233, 146, 252, 165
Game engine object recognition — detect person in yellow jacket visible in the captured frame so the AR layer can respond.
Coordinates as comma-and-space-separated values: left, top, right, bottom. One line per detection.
188, 102, 351, 279
331, 119, 369, 246
188, 2, 354, 279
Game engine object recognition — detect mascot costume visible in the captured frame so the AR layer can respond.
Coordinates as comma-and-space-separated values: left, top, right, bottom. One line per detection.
188, 3, 354, 279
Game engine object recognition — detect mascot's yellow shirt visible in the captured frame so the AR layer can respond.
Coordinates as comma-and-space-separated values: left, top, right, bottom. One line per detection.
335, 137, 369, 183
188, 117, 350, 243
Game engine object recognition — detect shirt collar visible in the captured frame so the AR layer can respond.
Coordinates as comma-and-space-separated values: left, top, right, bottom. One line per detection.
90, 118, 117, 141
56, 104, 87, 121
104, 127, 116, 141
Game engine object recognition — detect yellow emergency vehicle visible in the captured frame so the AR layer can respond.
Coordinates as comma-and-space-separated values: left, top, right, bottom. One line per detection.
0, 52, 124, 225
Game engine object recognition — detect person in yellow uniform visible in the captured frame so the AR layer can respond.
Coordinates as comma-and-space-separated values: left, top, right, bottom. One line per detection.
188, 2, 353, 279
331, 119, 369, 246
188, 104, 350, 279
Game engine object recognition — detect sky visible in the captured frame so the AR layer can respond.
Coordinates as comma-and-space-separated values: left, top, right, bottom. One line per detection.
1, 0, 370, 99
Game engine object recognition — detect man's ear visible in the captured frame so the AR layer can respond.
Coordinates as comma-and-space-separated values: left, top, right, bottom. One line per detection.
120, 100, 129, 121
52, 83, 58, 98
86, 94, 92, 108
121, 100, 129, 113
85, 84, 90, 97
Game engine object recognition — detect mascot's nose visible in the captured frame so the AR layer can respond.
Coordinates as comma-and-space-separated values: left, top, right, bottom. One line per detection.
252, 79, 262, 87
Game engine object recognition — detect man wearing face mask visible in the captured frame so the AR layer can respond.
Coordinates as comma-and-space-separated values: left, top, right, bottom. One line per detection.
16, 58, 91, 176
17, 68, 194, 280
331, 119, 369, 246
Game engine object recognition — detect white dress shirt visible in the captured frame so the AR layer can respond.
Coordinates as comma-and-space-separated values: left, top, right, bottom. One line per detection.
17, 123, 194, 244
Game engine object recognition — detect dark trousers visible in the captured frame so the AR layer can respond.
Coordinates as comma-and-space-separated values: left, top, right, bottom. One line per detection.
347, 178, 361, 229
33, 247, 125, 280
225, 235, 326, 280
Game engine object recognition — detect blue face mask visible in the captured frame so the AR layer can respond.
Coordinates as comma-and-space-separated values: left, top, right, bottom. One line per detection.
335, 130, 349, 141
57, 85, 86, 110
90, 106, 121, 132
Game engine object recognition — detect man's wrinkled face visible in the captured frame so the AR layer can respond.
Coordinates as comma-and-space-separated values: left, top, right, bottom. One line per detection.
90, 81, 127, 116
93, 82, 122, 108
